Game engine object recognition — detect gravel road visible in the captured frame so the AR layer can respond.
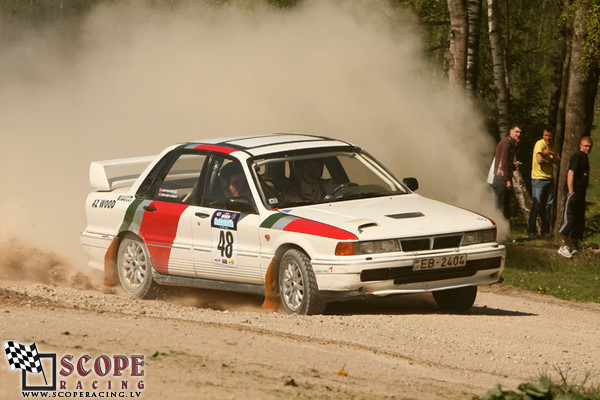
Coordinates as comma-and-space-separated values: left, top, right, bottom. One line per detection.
1, 273, 598, 400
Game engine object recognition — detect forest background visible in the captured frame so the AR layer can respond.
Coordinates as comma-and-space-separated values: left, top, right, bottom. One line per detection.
1, 0, 599, 244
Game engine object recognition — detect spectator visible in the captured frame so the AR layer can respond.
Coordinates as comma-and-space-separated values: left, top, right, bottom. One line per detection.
558, 136, 593, 258
491, 124, 522, 219
528, 128, 560, 238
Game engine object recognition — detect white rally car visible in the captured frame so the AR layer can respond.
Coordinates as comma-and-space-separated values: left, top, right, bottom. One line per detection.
81, 134, 505, 314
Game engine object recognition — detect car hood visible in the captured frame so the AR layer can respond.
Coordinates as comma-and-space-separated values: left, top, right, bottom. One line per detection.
279, 194, 494, 240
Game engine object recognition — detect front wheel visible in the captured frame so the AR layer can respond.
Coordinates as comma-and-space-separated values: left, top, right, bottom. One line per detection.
278, 249, 326, 315
432, 286, 477, 312
117, 236, 157, 298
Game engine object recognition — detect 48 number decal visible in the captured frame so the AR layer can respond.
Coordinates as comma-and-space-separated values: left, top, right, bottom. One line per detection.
217, 230, 235, 259
211, 211, 240, 267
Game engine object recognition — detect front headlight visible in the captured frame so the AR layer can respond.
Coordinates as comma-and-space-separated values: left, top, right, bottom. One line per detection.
462, 228, 496, 245
336, 239, 400, 255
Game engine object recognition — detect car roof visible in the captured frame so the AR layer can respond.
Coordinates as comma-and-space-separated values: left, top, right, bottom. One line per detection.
180, 134, 354, 157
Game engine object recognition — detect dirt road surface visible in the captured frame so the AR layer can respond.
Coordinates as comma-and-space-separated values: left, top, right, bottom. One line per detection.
1, 243, 599, 399
1, 268, 599, 400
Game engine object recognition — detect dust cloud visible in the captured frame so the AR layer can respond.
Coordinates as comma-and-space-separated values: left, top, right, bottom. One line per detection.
0, 0, 506, 277
0, 238, 100, 290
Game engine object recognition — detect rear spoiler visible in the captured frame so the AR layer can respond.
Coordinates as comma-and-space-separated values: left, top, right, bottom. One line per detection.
89, 155, 156, 191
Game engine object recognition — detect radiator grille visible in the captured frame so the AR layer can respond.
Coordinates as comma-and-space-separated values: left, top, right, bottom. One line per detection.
400, 234, 463, 252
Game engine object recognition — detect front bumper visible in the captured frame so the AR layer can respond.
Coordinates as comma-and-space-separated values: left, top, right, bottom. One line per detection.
312, 244, 505, 297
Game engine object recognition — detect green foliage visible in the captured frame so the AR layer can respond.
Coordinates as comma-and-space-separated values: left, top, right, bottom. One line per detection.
387, 0, 450, 63
0, 0, 101, 23
396, 0, 562, 152
563, 0, 600, 78
474, 374, 600, 400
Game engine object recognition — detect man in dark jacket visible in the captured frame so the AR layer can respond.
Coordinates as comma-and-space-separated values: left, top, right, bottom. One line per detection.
558, 136, 593, 258
491, 124, 523, 219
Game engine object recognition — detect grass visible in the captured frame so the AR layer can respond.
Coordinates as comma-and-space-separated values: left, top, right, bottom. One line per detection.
501, 236, 600, 303
474, 374, 600, 400
500, 114, 600, 304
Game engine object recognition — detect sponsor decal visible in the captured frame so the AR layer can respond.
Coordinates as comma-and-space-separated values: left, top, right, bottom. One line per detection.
211, 211, 240, 266
157, 188, 178, 199
91, 199, 117, 209
260, 213, 357, 240
211, 211, 240, 230
4, 341, 145, 397
117, 195, 134, 203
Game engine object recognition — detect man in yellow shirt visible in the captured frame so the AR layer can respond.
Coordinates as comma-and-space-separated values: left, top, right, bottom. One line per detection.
528, 128, 560, 238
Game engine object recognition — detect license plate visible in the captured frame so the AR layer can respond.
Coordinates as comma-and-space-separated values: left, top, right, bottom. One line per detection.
413, 254, 467, 271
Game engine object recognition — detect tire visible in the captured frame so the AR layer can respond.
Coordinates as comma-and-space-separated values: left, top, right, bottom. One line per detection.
432, 286, 477, 312
117, 236, 157, 298
278, 249, 326, 315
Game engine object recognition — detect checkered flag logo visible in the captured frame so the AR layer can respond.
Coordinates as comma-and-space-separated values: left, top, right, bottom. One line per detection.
3, 341, 44, 374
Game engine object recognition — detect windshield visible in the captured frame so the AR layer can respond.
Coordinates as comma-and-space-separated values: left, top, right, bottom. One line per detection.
251, 148, 408, 209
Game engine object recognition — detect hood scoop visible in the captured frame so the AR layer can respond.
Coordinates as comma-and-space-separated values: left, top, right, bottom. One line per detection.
386, 212, 425, 219
343, 219, 379, 233
357, 222, 378, 232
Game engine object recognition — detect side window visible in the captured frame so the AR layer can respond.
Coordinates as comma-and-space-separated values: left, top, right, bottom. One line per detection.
152, 153, 207, 204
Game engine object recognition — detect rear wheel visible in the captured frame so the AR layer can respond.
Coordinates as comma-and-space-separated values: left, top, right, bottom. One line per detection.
432, 286, 477, 312
278, 249, 326, 315
117, 236, 157, 298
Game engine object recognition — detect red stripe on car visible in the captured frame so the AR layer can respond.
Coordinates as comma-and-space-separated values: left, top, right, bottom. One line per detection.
283, 219, 358, 240
139, 201, 189, 274
194, 144, 237, 154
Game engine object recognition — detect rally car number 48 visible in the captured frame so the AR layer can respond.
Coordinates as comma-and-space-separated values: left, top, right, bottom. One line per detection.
81, 134, 505, 315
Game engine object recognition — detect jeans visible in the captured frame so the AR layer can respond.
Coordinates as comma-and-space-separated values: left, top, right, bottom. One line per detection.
528, 179, 554, 235
492, 175, 510, 219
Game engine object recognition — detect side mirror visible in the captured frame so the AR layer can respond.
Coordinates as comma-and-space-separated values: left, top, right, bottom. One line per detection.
403, 177, 419, 192
226, 197, 257, 214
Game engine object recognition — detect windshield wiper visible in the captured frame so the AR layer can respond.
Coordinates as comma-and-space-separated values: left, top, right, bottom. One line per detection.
327, 192, 393, 202
279, 200, 315, 207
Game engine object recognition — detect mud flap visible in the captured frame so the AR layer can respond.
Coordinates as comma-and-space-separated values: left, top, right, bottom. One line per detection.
103, 237, 120, 287
261, 258, 280, 309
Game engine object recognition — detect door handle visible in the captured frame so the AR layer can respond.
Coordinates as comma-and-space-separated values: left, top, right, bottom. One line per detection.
195, 212, 210, 218
143, 205, 157, 212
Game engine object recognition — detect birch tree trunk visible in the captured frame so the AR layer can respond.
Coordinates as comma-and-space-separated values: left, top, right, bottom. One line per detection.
487, 0, 509, 134
487, 0, 531, 222
447, 0, 469, 85
465, 0, 482, 94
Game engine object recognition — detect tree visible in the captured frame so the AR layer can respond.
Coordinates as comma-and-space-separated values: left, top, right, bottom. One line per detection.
547, 0, 570, 146
465, 0, 482, 94
555, 0, 600, 234
487, 0, 509, 135
486, 0, 532, 223
447, 0, 468, 84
